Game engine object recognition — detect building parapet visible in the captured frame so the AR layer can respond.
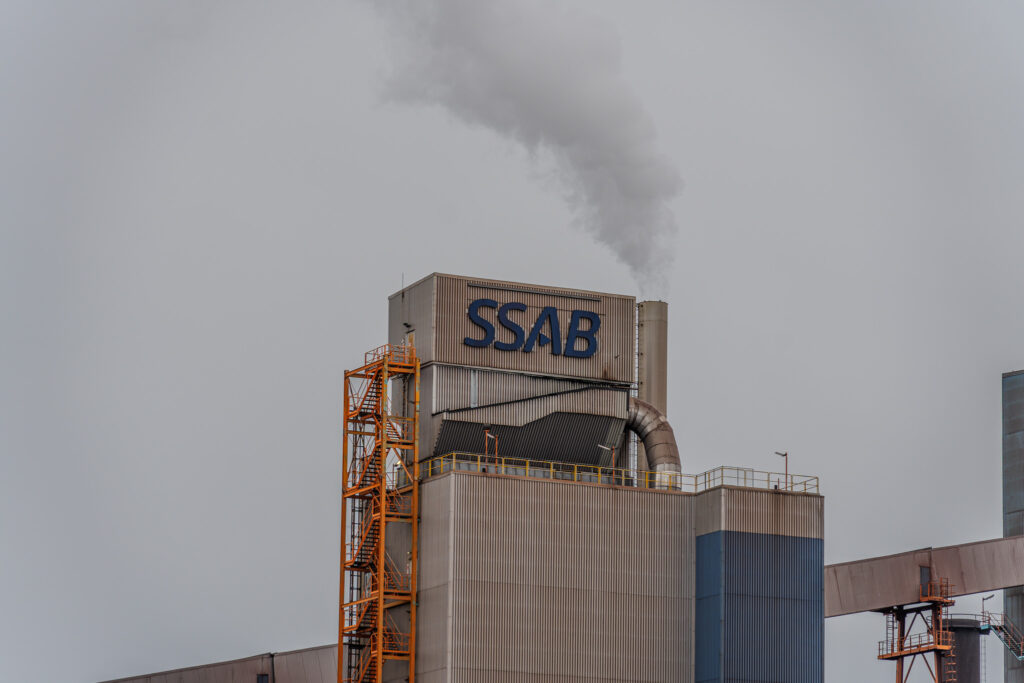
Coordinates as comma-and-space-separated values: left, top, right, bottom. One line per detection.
419, 452, 819, 494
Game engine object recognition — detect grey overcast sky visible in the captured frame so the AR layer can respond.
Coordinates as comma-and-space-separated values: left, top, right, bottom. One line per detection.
3, 2, 1024, 681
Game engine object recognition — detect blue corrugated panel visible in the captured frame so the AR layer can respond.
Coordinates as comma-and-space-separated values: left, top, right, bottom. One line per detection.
695, 532, 723, 682
695, 531, 824, 683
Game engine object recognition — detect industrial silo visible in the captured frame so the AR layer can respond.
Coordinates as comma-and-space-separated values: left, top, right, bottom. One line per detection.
948, 618, 982, 683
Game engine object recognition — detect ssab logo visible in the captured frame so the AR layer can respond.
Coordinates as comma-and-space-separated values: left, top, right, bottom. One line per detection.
463, 298, 601, 359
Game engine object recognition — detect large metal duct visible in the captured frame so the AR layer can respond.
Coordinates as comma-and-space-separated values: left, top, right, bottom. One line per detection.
637, 301, 668, 411
637, 300, 668, 473
627, 396, 681, 480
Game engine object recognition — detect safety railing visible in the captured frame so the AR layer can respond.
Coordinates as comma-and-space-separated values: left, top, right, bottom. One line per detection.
364, 343, 416, 366
878, 628, 953, 658
422, 452, 819, 494
693, 466, 818, 493
969, 612, 1024, 660
920, 578, 954, 603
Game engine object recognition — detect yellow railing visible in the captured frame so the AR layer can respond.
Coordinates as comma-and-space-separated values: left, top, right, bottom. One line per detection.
422, 452, 819, 494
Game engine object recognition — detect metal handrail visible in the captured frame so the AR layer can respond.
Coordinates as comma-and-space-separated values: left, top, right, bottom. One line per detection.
421, 452, 820, 494
879, 628, 953, 657
365, 343, 416, 365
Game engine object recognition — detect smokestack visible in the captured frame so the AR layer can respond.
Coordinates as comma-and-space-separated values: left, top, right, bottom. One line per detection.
636, 301, 669, 472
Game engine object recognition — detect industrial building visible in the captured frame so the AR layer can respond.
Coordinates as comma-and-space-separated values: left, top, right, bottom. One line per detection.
343, 274, 823, 682
102, 275, 1024, 683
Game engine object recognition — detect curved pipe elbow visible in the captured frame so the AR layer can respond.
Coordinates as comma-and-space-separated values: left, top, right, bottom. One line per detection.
626, 397, 681, 476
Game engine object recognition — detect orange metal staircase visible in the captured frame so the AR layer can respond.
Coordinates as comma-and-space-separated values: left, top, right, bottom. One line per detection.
338, 345, 420, 683
877, 578, 957, 683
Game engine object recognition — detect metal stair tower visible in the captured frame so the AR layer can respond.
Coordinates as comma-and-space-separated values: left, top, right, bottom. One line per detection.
878, 577, 957, 682
338, 344, 420, 683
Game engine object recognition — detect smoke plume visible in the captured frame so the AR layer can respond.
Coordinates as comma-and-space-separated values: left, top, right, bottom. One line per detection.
378, 0, 681, 295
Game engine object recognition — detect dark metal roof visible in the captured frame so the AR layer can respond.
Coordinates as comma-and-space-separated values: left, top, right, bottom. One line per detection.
434, 412, 626, 466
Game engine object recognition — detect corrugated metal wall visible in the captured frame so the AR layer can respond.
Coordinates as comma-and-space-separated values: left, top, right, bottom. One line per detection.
432, 275, 635, 383
389, 274, 635, 384
1005, 370, 1024, 683
109, 478, 824, 683
419, 364, 628, 458
418, 475, 453, 683
418, 472, 694, 682
391, 274, 635, 462
694, 490, 824, 683
388, 272, 436, 361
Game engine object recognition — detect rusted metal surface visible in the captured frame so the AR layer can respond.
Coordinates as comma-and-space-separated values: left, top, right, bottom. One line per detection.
694, 487, 824, 538
825, 536, 1024, 618
717, 487, 823, 538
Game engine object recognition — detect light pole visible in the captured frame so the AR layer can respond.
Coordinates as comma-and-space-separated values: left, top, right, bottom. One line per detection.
775, 451, 789, 491
982, 593, 995, 683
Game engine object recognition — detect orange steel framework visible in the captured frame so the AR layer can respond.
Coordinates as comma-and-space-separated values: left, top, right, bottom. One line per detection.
877, 578, 957, 683
338, 344, 420, 683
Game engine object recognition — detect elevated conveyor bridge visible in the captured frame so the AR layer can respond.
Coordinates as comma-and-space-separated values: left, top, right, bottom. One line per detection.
826, 536, 1024, 682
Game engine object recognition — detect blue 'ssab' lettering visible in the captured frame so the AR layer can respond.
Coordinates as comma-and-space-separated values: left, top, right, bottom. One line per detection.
564, 310, 601, 358
463, 298, 600, 359
463, 298, 497, 347
523, 306, 561, 355
494, 302, 527, 351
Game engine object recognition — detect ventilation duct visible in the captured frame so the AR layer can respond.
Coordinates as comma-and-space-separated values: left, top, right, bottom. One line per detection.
626, 396, 680, 487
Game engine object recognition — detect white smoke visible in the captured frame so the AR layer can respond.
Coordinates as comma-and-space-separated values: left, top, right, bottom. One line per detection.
377, 0, 682, 295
